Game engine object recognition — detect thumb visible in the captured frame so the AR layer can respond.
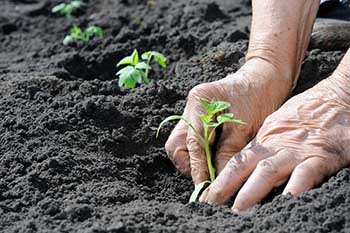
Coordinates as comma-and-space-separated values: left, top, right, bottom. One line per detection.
215, 125, 251, 175
184, 90, 212, 184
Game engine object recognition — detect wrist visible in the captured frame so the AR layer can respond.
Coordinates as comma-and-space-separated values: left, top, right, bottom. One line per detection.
233, 58, 293, 109
239, 57, 293, 91
247, 0, 320, 90
245, 52, 295, 90
327, 53, 350, 105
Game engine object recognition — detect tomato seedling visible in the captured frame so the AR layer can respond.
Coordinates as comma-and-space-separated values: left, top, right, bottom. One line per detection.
63, 25, 104, 45
157, 98, 246, 202
52, 0, 84, 18
116, 49, 167, 89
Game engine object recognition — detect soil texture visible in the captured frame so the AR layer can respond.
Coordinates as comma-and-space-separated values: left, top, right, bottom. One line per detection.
1, 0, 350, 232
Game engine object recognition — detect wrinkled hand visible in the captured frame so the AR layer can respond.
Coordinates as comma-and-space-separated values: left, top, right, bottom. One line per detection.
201, 76, 350, 211
165, 59, 292, 183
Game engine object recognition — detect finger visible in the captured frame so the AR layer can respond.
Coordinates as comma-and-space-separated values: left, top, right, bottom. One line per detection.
184, 93, 212, 184
215, 127, 252, 175
203, 142, 271, 204
165, 120, 191, 176
232, 149, 298, 211
186, 117, 209, 184
282, 157, 334, 196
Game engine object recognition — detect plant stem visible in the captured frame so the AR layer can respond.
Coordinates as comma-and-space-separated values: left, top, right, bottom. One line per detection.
145, 55, 152, 80
204, 140, 215, 182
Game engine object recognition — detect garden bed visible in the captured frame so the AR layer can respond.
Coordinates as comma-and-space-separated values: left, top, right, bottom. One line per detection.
1, 0, 350, 232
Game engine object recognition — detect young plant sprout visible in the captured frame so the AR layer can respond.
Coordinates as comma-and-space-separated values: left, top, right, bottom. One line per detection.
157, 98, 246, 202
52, 0, 83, 18
63, 25, 104, 45
116, 49, 167, 89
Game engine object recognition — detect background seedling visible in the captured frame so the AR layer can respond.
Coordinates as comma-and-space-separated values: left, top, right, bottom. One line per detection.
116, 49, 167, 89
63, 25, 104, 45
157, 98, 246, 202
52, 0, 84, 18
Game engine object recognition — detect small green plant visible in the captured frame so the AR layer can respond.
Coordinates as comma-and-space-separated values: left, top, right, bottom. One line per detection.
157, 98, 246, 202
116, 49, 167, 89
63, 25, 104, 45
52, 0, 84, 18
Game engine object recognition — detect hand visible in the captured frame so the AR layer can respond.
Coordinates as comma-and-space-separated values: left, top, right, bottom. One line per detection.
164, 0, 320, 184
200, 74, 350, 211
164, 59, 292, 183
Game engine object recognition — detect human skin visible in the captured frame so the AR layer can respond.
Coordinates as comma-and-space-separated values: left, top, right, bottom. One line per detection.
165, 0, 350, 210
200, 49, 350, 211
165, 0, 320, 184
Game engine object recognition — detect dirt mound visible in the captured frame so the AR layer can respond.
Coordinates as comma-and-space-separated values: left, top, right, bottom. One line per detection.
1, 0, 349, 232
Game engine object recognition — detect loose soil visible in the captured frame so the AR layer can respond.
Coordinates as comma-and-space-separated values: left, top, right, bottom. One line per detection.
1, 0, 350, 232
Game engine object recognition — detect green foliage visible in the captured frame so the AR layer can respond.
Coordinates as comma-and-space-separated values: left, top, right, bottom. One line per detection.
52, 0, 83, 18
116, 49, 167, 89
63, 25, 104, 45
189, 181, 211, 203
157, 98, 246, 202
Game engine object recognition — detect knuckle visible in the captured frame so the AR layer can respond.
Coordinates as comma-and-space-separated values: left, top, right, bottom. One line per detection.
186, 136, 202, 151
256, 159, 278, 176
227, 154, 246, 172
294, 163, 318, 186
188, 83, 211, 100
164, 138, 176, 157
172, 150, 190, 174
208, 185, 226, 203
294, 163, 309, 174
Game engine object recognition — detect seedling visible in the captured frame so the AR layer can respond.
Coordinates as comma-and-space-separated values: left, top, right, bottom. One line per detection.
157, 98, 246, 202
52, 0, 84, 18
116, 49, 167, 89
63, 25, 104, 45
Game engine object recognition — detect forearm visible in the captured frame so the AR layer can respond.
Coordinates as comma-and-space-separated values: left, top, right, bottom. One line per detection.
246, 0, 320, 90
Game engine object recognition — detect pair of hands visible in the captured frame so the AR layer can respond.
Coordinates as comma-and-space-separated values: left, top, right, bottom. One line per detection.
165, 59, 350, 211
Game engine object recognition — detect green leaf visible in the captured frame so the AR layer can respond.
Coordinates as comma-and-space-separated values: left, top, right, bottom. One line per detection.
63, 35, 73, 45
70, 25, 84, 40
151, 51, 167, 68
189, 181, 211, 203
116, 65, 133, 75
199, 114, 211, 124
95, 27, 104, 39
86, 26, 104, 39
130, 69, 143, 84
135, 62, 151, 70
117, 56, 134, 67
212, 100, 231, 114
199, 98, 231, 115
63, 5, 73, 16
117, 66, 136, 88
156, 115, 183, 138
217, 113, 234, 122
117, 50, 139, 67
119, 75, 136, 88
131, 49, 139, 66
141, 51, 151, 60
142, 51, 167, 68
199, 99, 213, 115
217, 113, 247, 125
117, 66, 143, 89
71, 0, 83, 8
118, 74, 135, 88
52, 3, 66, 13
205, 121, 219, 128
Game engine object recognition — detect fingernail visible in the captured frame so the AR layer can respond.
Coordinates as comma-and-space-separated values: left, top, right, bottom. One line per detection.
232, 208, 240, 213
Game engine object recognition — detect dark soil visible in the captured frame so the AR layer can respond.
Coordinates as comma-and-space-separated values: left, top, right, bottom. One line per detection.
1, 0, 349, 232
